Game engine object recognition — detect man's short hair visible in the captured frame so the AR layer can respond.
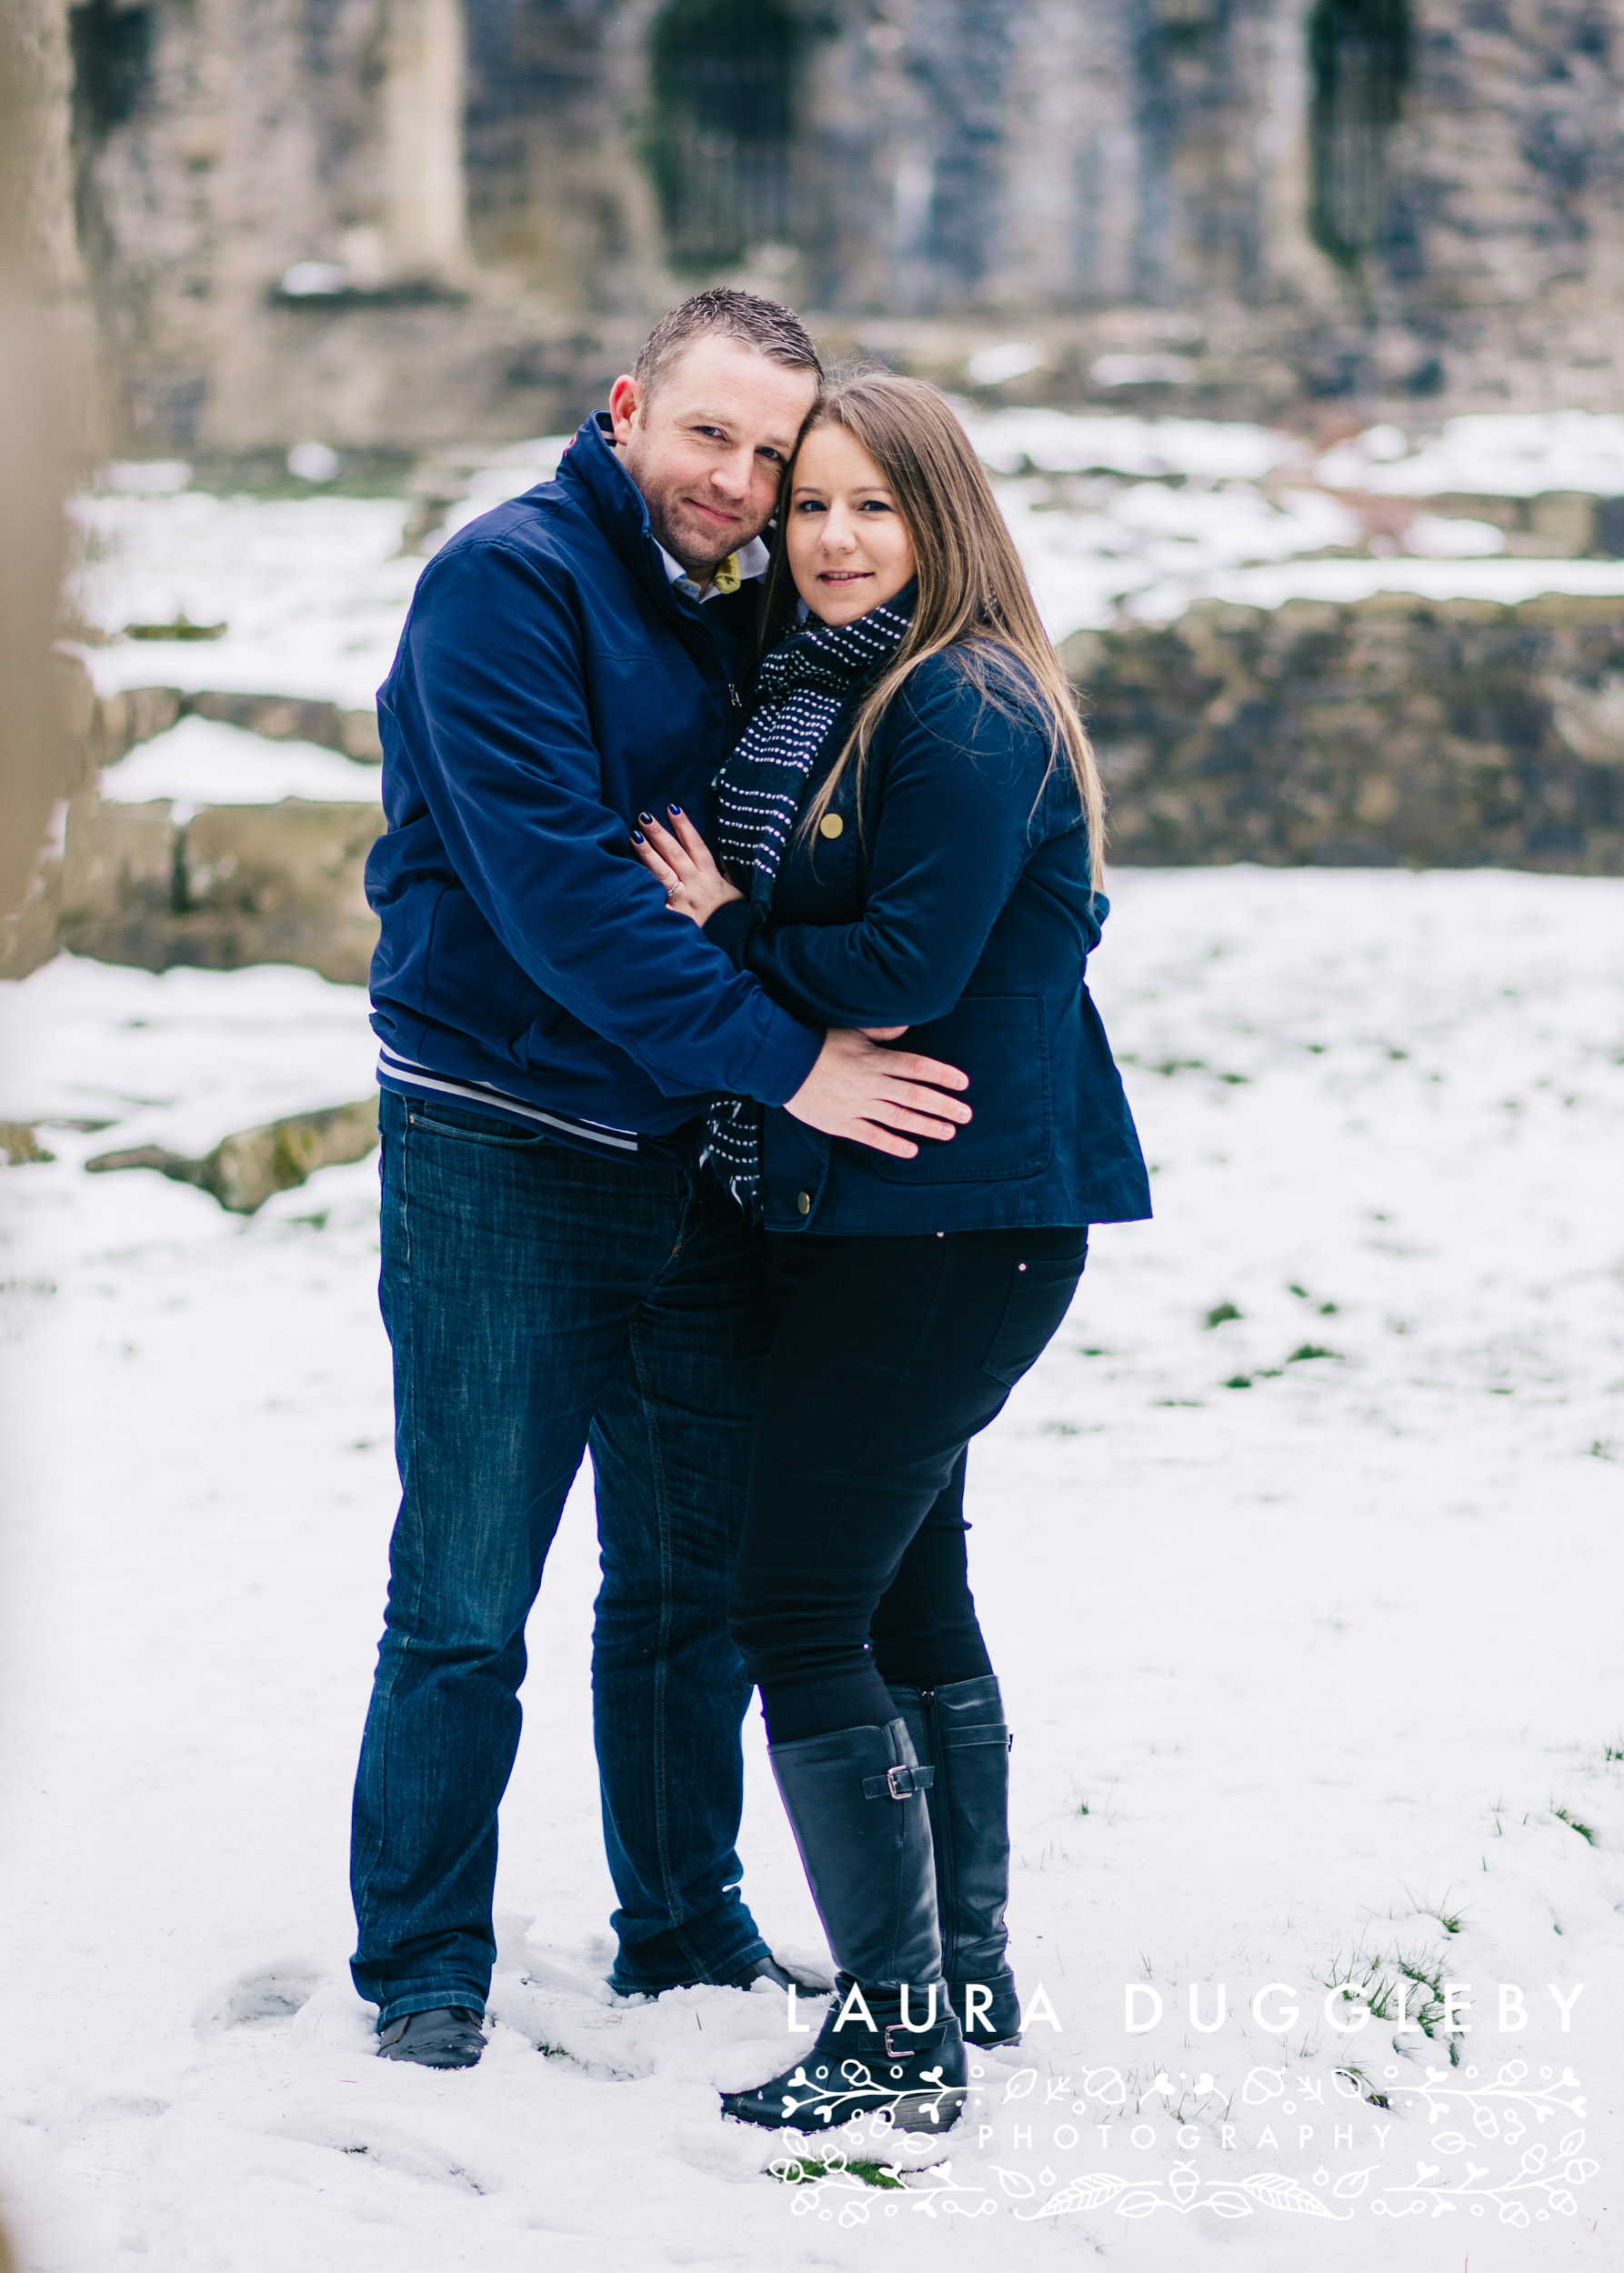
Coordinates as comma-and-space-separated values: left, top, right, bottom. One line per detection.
633, 288, 822, 401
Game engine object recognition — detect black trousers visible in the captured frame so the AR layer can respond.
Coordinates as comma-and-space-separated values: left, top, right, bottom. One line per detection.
727, 1227, 1088, 1744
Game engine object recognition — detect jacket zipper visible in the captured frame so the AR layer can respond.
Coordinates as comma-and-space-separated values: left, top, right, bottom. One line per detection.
918, 1687, 954, 1978
646, 552, 746, 719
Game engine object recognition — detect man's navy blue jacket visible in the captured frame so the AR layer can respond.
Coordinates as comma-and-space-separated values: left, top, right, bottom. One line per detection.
366, 414, 821, 1142
704, 650, 1153, 1234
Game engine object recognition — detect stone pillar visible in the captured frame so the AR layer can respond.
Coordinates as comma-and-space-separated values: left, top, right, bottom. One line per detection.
0, 0, 97, 934
5, 0, 105, 451
384, 0, 467, 281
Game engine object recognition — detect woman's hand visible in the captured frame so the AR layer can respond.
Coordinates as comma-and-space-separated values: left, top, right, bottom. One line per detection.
631, 806, 745, 926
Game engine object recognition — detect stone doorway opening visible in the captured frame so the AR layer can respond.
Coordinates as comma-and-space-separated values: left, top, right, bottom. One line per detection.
1308, 0, 1412, 265
647, 0, 798, 271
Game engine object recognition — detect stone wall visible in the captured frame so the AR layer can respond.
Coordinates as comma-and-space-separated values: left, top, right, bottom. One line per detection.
1064, 594, 1624, 875
3, 0, 97, 942
0, 666, 384, 982
58, 795, 383, 983
11, 590, 1622, 997
49, 0, 1624, 452
65, 0, 520, 450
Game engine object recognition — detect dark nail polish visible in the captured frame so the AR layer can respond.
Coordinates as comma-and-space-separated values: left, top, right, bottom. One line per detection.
637, 811, 655, 825
631, 830, 645, 844
667, 803, 683, 816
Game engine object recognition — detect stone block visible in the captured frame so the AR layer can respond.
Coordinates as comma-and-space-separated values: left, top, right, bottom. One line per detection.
0, 851, 65, 981
57, 796, 383, 984
1527, 495, 1599, 555
185, 689, 385, 763
1067, 594, 1624, 874
0, 1124, 55, 1166
90, 686, 186, 767
85, 1097, 379, 1213
338, 708, 385, 762
60, 796, 177, 921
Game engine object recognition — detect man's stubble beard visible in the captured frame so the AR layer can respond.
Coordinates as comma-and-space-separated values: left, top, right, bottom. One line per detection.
646, 483, 753, 576
620, 438, 760, 576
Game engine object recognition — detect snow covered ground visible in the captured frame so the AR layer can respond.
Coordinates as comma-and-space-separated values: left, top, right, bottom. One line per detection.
3, 867, 1621, 2271
70, 487, 421, 709
100, 717, 382, 809
1314, 412, 1624, 500
965, 405, 1624, 638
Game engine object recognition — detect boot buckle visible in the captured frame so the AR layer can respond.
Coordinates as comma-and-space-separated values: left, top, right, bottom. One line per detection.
863, 1764, 936, 1800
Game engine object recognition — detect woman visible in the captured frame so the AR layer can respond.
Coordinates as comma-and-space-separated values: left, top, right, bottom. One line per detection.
632, 371, 1149, 2134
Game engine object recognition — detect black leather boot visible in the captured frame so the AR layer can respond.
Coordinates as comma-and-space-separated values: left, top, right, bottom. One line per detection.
723, 1976, 966, 2132
376, 2007, 485, 2068
721, 1718, 967, 2134
888, 1677, 1021, 2046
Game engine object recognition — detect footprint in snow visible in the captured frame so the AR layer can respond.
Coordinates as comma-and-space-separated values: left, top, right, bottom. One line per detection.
272, 2112, 489, 2193
194, 1958, 325, 2035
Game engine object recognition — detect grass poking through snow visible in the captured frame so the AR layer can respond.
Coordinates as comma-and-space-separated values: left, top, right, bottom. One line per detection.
770, 2153, 904, 2190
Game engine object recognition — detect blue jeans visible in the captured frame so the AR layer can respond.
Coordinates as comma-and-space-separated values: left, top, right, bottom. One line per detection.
349, 1091, 772, 2024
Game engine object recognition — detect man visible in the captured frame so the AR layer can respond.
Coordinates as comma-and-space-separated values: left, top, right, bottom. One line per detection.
351, 290, 969, 2068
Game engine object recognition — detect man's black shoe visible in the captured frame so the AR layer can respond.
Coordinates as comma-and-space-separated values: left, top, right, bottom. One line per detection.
726, 1955, 833, 1995
376, 2007, 486, 2068
610, 1953, 832, 1999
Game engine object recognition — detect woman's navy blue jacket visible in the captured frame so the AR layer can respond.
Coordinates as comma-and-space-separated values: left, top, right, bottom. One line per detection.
366, 415, 821, 1139
704, 649, 1151, 1234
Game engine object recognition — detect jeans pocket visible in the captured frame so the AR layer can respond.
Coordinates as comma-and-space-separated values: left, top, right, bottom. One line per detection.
406, 1096, 555, 1149
981, 1240, 1088, 1388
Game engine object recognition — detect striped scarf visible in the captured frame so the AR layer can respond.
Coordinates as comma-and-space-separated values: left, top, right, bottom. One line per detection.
701, 593, 914, 1213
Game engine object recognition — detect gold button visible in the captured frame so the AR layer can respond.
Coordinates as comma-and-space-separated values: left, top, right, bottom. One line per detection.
797, 1190, 811, 1215
818, 812, 845, 840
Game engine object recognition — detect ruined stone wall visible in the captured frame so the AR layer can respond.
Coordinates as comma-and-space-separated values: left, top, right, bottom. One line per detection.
15, 590, 1621, 1003
1065, 594, 1624, 875
64, 0, 518, 450
45, 0, 1624, 449
462, 0, 662, 308
3, 0, 96, 928
797, 0, 1624, 412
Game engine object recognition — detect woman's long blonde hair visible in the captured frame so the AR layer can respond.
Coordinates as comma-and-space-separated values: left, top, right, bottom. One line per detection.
762, 368, 1105, 889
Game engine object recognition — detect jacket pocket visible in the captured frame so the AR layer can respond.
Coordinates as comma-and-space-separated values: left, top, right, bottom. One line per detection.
872, 996, 1051, 1185
982, 1238, 1088, 1387
425, 885, 551, 1052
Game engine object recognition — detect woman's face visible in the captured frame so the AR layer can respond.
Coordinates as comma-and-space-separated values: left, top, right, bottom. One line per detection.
786, 423, 917, 627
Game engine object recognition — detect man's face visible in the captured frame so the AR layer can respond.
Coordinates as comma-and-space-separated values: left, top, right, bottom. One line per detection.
608, 335, 819, 576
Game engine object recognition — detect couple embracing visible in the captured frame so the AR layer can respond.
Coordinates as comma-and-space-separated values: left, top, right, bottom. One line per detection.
350, 289, 1149, 2136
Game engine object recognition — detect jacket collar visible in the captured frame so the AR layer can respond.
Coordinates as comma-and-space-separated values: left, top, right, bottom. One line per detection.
557, 411, 776, 616
554, 414, 667, 596
560, 410, 741, 619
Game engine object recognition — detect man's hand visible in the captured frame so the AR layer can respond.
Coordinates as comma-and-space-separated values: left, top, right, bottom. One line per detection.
785, 1026, 971, 1158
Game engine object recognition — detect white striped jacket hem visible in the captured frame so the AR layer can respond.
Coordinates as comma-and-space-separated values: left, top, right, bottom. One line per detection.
376, 1046, 643, 1155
